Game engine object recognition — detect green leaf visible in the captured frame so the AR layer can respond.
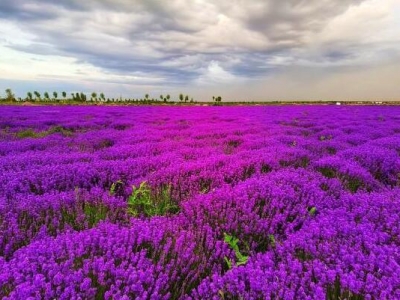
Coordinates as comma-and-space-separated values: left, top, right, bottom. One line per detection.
224, 256, 232, 269
308, 206, 317, 216
236, 256, 248, 266
223, 233, 249, 268
269, 234, 276, 248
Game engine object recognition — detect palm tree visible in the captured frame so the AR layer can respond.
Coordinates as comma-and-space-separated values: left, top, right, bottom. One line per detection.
27, 92, 33, 101
179, 94, 184, 102
62, 91, 67, 100
44, 92, 50, 101
100, 93, 105, 101
53, 91, 58, 101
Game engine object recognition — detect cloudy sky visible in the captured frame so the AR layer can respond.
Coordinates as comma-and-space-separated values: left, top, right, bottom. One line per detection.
1, 0, 399, 101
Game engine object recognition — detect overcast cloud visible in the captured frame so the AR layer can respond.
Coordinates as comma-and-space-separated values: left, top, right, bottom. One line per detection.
0, 0, 399, 101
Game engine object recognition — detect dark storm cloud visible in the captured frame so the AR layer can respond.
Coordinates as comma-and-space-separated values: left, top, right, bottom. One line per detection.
0, 0, 380, 85
237, 1, 365, 38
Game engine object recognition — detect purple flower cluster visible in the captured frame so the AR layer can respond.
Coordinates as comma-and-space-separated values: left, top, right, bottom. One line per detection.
1, 105, 400, 299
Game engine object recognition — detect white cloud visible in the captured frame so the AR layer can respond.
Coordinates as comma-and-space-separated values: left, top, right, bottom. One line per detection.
196, 61, 241, 86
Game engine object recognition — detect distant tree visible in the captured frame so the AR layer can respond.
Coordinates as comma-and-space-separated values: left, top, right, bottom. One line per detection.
166, 94, 170, 101
190, 98, 194, 103
80, 92, 86, 102
62, 91, 67, 99
185, 95, 189, 102
5, 88, 15, 101
44, 92, 50, 101
100, 92, 105, 101
213, 96, 222, 103
179, 94, 184, 102
145, 94, 149, 101
27, 92, 33, 101
160, 95, 163, 101
53, 91, 58, 101
91, 92, 97, 101
34, 91, 41, 101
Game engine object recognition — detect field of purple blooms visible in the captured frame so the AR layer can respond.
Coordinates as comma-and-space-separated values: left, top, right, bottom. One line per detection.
0, 105, 400, 299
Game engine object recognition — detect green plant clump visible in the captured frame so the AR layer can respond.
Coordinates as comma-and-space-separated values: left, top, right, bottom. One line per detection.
223, 233, 249, 269
127, 181, 179, 217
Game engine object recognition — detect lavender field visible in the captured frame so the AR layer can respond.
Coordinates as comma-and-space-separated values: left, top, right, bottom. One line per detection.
0, 105, 400, 299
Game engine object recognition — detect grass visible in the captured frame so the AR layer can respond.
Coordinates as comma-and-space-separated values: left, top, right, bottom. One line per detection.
16, 126, 73, 139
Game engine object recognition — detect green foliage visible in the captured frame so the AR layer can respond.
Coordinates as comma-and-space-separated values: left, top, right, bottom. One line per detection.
16, 129, 38, 139
318, 167, 365, 193
5, 88, 15, 101
47, 125, 74, 137
213, 96, 222, 103
109, 180, 123, 195
34, 91, 41, 101
326, 277, 364, 300
83, 202, 107, 227
308, 206, 317, 216
80, 92, 87, 102
318, 167, 336, 179
319, 134, 333, 141
268, 234, 276, 248
16, 126, 73, 139
223, 233, 249, 269
295, 248, 313, 261
127, 181, 179, 217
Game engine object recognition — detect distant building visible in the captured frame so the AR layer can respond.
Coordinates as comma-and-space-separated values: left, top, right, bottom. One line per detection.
336, 102, 341, 105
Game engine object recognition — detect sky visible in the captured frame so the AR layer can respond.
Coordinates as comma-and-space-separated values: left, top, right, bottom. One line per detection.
0, 0, 399, 101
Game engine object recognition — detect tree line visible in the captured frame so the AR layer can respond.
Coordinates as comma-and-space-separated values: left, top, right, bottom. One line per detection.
2, 88, 223, 104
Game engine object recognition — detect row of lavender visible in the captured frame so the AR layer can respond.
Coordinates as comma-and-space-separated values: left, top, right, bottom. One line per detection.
0, 105, 399, 299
